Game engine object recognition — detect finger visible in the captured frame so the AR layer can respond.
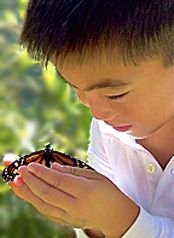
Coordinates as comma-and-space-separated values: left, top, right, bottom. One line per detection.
27, 162, 92, 196
10, 183, 26, 200
18, 166, 77, 211
3, 153, 19, 166
11, 177, 68, 219
47, 216, 70, 227
52, 163, 102, 180
7, 175, 24, 189
47, 216, 82, 229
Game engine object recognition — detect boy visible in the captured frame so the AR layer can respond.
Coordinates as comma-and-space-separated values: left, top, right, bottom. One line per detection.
5, 1, 174, 237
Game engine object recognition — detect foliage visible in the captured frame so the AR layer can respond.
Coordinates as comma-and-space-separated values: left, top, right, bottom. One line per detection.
0, 0, 92, 237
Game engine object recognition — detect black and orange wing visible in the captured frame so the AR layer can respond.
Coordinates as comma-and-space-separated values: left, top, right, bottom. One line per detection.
1, 149, 45, 182
1, 145, 94, 183
51, 150, 94, 170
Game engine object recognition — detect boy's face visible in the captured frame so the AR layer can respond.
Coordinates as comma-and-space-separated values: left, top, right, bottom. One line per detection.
55, 55, 174, 139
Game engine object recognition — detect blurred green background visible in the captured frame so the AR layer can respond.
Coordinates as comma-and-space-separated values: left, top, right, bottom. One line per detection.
0, 0, 92, 237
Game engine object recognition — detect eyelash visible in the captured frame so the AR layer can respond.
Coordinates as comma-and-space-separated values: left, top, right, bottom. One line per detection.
107, 92, 129, 101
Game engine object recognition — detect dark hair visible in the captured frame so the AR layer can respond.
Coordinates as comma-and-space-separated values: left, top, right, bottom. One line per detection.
20, 0, 174, 67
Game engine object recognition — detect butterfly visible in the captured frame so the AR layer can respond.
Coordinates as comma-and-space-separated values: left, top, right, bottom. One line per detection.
1, 144, 93, 182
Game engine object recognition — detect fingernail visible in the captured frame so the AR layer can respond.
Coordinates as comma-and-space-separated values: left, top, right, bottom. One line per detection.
18, 166, 27, 174
15, 176, 24, 186
52, 163, 64, 170
27, 163, 37, 172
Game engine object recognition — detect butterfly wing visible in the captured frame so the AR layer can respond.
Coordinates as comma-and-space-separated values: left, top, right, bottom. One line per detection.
24, 150, 45, 164
1, 145, 94, 183
1, 150, 45, 182
51, 150, 93, 170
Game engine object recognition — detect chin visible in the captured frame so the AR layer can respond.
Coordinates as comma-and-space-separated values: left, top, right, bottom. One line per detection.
126, 129, 156, 139
126, 119, 173, 139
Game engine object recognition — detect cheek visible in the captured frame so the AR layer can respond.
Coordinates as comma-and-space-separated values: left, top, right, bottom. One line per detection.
108, 95, 147, 122
118, 94, 172, 126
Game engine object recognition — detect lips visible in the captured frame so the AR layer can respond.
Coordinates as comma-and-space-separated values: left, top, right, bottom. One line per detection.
104, 121, 132, 132
112, 125, 132, 132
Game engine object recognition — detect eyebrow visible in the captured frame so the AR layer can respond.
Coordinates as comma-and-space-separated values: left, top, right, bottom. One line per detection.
56, 69, 129, 91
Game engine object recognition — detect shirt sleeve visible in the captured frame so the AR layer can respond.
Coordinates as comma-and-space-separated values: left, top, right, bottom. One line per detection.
77, 207, 174, 238
122, 206, 174, 238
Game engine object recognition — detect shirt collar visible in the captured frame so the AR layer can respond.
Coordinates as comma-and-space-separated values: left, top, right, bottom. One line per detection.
97, 119, 148, 152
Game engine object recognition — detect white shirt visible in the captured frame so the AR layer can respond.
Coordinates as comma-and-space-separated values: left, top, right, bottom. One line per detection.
76, 118, 174, 238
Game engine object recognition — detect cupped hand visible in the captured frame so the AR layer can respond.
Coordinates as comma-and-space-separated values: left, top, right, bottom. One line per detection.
8, 162, 139, 237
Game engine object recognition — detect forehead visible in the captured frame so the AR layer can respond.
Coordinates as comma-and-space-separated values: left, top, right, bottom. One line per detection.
54, 54, 165, 91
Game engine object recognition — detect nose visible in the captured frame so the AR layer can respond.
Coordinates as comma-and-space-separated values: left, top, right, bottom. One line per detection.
88, 97, 112, 120
76, 89, 114, 120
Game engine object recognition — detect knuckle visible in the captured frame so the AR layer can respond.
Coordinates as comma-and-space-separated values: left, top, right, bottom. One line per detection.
38, 204, 50, 215
40, 188, 56, 205
60, 210, 68, 220
40, 188, 49, 200
37, 167, 44, 178
53, 178, 61, 188
69, 166, 76, 175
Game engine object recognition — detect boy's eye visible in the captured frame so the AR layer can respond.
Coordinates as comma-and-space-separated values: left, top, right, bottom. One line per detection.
106, 92, 129, 101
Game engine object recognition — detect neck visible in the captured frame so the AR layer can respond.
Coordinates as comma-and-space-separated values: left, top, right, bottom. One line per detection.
137, 119, 174, 170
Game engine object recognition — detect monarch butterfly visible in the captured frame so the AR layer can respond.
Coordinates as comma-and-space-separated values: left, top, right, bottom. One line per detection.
1, 144, 93, 182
